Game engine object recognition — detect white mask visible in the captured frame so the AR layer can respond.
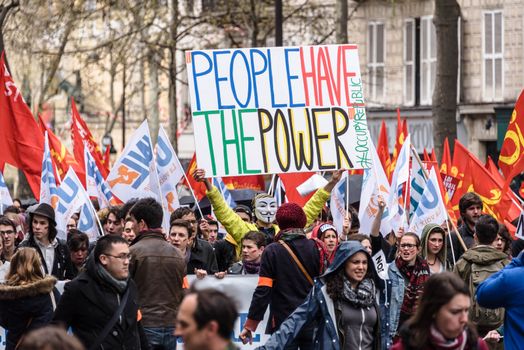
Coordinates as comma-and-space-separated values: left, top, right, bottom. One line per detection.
254, 197, 277, 224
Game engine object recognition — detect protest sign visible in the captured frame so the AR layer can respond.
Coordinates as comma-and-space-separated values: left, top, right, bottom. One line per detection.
186, 275, 270, 349
186, 45, 373, 177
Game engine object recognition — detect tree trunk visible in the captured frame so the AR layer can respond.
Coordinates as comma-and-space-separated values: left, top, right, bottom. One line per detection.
432, 0, 460, 159
274, 0, 282, 46
148, 50, 160, 146
336, 0, 348, 44
168, 0, 178, 152
249, 0, 258, 47
140, 54, 147, 121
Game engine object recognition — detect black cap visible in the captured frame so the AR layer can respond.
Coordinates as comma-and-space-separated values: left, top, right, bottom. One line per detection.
30, 203, 57, 227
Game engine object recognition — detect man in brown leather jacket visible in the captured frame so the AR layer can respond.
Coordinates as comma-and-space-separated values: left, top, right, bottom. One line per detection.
129, 197, 186, 349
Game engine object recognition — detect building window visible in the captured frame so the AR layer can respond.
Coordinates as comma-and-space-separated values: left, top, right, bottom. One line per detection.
483, 10, 503, 101
368, 22, 385, 103
403, 19, 416, 106
420, 16, 436, 105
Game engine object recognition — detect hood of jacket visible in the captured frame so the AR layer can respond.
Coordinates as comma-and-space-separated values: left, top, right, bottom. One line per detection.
321, 241, 370, 278
461, 245, 509, 265
421, 223, 447, 262
0, 275, 56, 300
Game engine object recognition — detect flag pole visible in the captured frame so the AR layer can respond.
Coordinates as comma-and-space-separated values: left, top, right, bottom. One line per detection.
410, 144, 467, 252
181, 171, 204, 218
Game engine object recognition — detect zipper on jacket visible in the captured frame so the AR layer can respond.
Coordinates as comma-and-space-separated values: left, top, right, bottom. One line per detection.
117, 293, 122, 324
358, 308, 365, 350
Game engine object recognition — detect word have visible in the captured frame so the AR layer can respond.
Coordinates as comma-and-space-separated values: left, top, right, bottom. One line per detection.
190, 45, 360, 111
195, 107, 357, 176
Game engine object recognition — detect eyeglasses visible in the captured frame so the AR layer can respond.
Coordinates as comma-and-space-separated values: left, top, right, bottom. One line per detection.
0, 230, 15, 235
400, 243, 417, 249
104, 253, 132, 261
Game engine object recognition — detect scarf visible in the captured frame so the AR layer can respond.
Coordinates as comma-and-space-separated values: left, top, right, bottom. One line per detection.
429, 324, 468, 350
396, 255, 430, 317
341, 276, 376, 308
275, 228, 305, 242
96, 263, 128, 294
242, 260, 261, 274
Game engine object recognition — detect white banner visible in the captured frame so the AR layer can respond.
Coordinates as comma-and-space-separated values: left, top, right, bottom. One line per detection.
185, 275, 270, 349
186, 45, 373, 177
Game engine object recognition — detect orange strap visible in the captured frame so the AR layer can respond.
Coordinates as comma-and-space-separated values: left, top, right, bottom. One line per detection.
137, 309, 142, 321
182, 276, 189, 289
258, 276, 273, 288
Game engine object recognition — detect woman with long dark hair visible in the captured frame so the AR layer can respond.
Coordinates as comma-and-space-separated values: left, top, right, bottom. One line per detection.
257, 241, 380, 350
0, 248, 58, 350
392, 272, 488, 350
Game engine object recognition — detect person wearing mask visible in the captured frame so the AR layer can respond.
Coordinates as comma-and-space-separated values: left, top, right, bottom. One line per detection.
259, 241, 380, 350
381, 233, 430, 349
0, 216, 17, 262
228, 231, 266, 275
421, 224, 450, 274
53, 235, 147, 349
240, 203, 322, 349
0, 248, 58, 350
128, 198, 186, 349
392, 272, 488, 350
18, 203, 74, 280
192, 168, 343, 259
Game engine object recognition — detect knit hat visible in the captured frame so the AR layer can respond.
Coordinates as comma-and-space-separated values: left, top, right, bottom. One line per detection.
276, 203, 307, 231
30, 203, 57, 227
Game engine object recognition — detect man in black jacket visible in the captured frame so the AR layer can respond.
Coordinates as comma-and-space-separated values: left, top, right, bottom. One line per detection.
19, 203, 75, 280
53, 234, 147, 349
240, 203, 321, 349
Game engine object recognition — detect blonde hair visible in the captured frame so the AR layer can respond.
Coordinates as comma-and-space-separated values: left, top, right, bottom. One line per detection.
6, 248, 45, 286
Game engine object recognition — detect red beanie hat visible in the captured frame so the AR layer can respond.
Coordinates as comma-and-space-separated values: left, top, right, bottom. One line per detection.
276, 203, 307, 231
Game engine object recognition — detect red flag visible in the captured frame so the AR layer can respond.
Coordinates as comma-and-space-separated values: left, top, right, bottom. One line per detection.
498, 89, 524, 180
430, 149, 437, 163
222, 175, 265, 191
440, 137, 452, 175
278, 172, 315, 207
388, 109, 408, 177
423, 148, 431, 162
451, 140, 520, 223
485, 156, 504, 186
376, 120, 392, 179
185, 153, 207, 201
38, 115, 86, 186
0, 54, 44, 198
103, 144, 111, 169
71, 99, 109, 178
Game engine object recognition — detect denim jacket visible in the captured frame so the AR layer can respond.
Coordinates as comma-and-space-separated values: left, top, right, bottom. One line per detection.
379, 261, 405, 349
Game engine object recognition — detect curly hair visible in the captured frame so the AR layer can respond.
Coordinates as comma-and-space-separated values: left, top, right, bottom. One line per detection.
325, 268, 346, 301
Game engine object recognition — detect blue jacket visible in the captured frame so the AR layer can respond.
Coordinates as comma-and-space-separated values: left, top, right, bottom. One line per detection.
378, 261, 406, 350
257, 241, 380, 350
476, 251, 524, 350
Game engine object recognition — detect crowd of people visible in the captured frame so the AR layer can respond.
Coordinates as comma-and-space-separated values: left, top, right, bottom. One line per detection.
0, 168, 523, 350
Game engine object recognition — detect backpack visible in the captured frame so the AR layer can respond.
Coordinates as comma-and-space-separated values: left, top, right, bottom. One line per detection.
466, 260, 506, 330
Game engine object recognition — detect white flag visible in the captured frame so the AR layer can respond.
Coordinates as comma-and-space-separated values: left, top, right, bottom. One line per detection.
156, 126, 185, 231
330, 171, 348, 234
359, 142, 393, 236
387, 134, 411, 232
107, 120, 161, 203
408, 167, 448, 236
39, 132, 58, 204
0, 170, 13, 214
85, 147, 113, 209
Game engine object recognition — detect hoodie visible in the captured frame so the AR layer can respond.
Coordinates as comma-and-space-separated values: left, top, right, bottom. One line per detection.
453, 245, 510, 280
477, 251, 524, 350
421, 224, 449, 272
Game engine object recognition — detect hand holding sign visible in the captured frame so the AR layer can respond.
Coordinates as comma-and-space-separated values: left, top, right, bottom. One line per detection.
240, 328, 253, 345
192, 168, 212, 191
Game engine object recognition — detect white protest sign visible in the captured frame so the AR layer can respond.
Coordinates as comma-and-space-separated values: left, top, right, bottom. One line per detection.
185, 275, 270, 349
372, 250, 389, 280
186, 45, 373, 177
